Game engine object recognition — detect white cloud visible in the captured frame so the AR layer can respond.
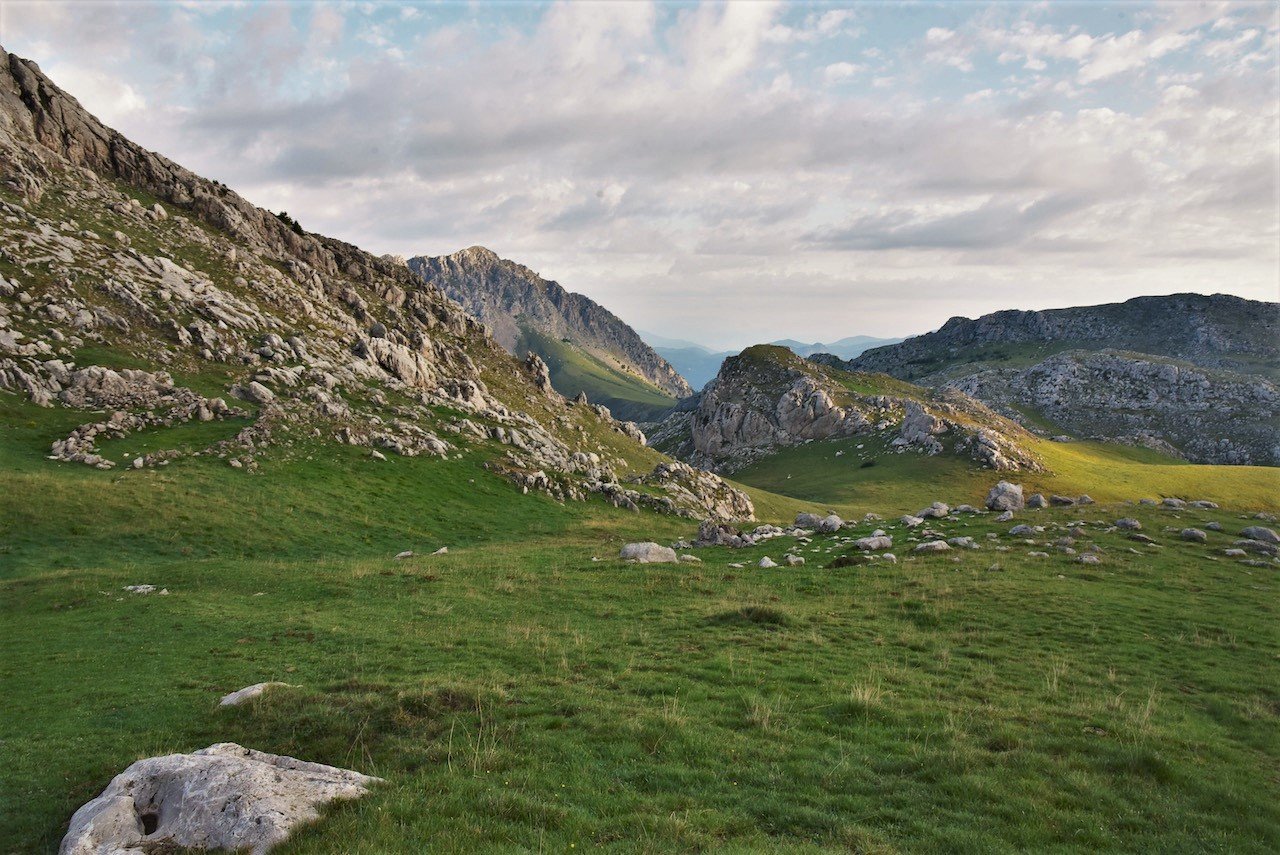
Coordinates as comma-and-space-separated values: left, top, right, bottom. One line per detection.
0, 0, 1274, 345
822, 62, 862, 84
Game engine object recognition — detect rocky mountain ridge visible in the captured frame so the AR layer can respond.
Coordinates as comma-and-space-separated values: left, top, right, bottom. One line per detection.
0, 49, 751, 522
833, 294, 1280, 465
408, 247, 691, 400
651, 344, 1043, 475
848, 293, 1278, 380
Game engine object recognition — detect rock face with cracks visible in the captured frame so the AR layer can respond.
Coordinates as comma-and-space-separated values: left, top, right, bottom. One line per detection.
59, 743, 380, 855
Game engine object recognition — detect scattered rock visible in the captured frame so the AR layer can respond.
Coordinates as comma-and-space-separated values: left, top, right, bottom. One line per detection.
995, 510, 1014, 522
393, 550, 413, 560
678, 554, 702, 564
1078, 554, 1101, 565
758, 556, 778, 568
1049, 495, 1076, 506
1115, 518, 1142, 531
431, 547, 448, 556
784, 554, 805, 566
1180, 528, 1208, 543
854, 535, 893, 551
1009, 524, 1036, 537
1026, 493, 1048, 508
1162, 497, 1187, 509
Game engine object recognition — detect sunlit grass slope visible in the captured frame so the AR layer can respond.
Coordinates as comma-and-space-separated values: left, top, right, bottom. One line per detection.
733, 432, 1280, 516
517, 325, 677, 422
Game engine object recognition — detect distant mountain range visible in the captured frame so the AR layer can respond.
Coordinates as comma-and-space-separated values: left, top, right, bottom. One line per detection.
639, 333, 904, 391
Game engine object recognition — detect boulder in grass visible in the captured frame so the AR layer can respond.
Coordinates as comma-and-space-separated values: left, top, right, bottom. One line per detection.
1240, 526, 1279, 544
758, 556, 778, 568
1180, 529, 1208, 543
914, 540, 950, 553
60, 743, 380, 855
619, 542, 678, 563
219, 682, 292, 707
1115, 519, 1142, 531
985, 481, 1023, 512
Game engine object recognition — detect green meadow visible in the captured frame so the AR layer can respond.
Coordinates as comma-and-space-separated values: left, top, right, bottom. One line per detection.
3, 391, 1279, 853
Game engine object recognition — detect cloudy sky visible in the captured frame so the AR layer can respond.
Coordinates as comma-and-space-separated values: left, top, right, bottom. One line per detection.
2, 1, 1277, 348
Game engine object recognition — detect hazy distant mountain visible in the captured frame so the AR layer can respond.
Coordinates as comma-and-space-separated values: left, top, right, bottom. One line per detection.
639, 332, 904, 391
772, 335, 904, 359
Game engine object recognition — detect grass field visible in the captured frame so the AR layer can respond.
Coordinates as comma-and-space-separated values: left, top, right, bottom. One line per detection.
516, 326, 677, 423
3, 391, 1279, 853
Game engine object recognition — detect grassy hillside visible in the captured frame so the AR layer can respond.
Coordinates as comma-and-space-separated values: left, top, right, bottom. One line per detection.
517, 325, 678, 422
733, 433, 1280, 515
4, 388, 1280, 852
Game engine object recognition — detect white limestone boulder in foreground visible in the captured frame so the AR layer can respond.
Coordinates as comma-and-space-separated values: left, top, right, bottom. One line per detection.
60, 743, 381, 855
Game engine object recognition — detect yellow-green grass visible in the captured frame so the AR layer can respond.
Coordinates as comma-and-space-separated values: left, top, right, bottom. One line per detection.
732, 433, 1280, 516
516, 326, 677, 422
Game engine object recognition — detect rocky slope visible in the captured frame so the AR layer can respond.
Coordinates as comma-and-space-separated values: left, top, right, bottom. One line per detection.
834, 294, 1280, 465
0, 49, 751, 522
948, 351, 1280, 465
651, 345, 1043, 474
407, 247, 692, 401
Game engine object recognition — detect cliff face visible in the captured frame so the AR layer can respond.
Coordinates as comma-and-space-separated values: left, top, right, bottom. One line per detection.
0, 49, 751, 521
651, 345, 1042, 474
407, 247, 692, 399
836, 294, 1280, 464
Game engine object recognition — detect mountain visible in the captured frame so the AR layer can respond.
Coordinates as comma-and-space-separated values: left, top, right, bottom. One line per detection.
650, 344, 1042, 475
835, 294, 1280, 464
407, 248, 691, 420
0, 49, 750, 521
636, 333, 906, 392
771, 335, 903, 360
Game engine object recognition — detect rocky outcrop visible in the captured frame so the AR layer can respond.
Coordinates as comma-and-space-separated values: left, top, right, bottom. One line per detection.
652, 345, 1042, 474
59, 743, 380, 855
948, 351, 1280, 465
408, 247, 691, 398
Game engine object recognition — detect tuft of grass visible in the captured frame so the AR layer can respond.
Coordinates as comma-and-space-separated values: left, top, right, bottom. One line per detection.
708, 604, 792, 628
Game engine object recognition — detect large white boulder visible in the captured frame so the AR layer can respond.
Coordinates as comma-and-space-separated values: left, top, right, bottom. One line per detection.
60, 743, 381, 855
985, 481, 1024, 512
618, 542, 678, 563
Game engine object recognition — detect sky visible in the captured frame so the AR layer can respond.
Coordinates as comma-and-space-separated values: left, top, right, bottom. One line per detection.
1, 1, 1277, 349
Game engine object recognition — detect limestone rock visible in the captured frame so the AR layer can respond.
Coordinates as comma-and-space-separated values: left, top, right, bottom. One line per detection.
218, 682, 291, 707
1240, 526, 1279, 544
985, 481, 1023, 512
59, 743, 380, 855
619, 542, 678, 564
